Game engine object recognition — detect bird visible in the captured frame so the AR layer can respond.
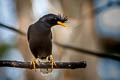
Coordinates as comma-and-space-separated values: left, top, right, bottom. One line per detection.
27, 13, 68, 71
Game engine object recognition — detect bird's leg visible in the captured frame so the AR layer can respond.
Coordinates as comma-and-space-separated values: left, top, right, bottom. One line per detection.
31, 58, 38, 71
48, 55, 56, 71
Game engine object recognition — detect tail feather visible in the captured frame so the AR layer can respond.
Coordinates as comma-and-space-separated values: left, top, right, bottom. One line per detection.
38, 58, 52, 74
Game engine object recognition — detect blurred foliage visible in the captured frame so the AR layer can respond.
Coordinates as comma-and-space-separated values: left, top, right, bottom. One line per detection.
100, 40, 120, 54
0, 44, 13, 58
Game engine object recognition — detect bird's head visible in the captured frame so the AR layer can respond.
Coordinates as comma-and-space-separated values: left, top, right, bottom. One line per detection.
40, 14, 68, 27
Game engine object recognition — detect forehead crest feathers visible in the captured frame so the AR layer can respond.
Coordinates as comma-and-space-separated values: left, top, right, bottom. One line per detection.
57, 14, 68, 22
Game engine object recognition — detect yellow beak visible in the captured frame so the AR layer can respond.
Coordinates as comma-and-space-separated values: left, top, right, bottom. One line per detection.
57, 21, 66, 27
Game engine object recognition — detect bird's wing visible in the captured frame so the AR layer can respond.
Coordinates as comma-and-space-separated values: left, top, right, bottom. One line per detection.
27, 25, 32, 41
49, 32, 52, 39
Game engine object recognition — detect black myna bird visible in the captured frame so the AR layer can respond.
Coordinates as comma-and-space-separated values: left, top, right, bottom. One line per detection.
27, 14, 68, 71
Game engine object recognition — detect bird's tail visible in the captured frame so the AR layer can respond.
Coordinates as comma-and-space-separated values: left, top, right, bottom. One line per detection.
38, 59, 52, 74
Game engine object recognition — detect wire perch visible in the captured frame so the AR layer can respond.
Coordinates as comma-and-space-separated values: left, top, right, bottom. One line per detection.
0, 23, 26, 35
54, 41, 120, 61
0, 60, 86, 69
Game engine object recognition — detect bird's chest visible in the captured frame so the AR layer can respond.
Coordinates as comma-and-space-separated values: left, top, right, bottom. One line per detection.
30, 27, 50, 41
29, 35, 51, 47
29, 29, 52, 49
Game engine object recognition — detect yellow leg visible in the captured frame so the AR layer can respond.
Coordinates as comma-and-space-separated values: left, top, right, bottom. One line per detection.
31, 58, 38, 71
49, 55, 56, 71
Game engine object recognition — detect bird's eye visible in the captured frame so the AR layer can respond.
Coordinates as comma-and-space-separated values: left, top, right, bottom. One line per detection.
54, 17, 57, 20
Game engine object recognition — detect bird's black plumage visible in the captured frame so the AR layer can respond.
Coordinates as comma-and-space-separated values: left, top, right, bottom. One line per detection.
27, 14, 67, 59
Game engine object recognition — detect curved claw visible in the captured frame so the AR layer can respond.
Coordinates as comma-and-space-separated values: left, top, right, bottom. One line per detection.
31, 58, 38, 71
49, 55, 56, 71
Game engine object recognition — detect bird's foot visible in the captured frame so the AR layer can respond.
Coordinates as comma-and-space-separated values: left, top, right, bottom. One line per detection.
31, 58, 38, 71
47, 55, 56, 71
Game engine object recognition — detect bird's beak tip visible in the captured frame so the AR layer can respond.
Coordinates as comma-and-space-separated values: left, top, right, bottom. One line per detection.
57, 21, 66, 27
